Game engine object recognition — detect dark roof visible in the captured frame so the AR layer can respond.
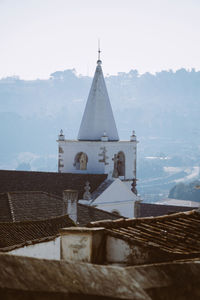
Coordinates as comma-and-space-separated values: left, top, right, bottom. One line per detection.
77, 203, 120, 226
0, 190, 119, 225
1, 254, 200, 299
0, 214, 75, 251
0, 193, 12, 222
91, 179, 113, 202
89, 210, 200, 256
0, 170, 107, 199
0, 191, 65, 222
135, 201, 197, 218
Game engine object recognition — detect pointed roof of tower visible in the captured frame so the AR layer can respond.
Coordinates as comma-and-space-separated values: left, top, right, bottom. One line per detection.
78, 51, 119, 141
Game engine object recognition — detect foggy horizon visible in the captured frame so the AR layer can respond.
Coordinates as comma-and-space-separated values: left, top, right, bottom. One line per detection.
1, 0, 200, 79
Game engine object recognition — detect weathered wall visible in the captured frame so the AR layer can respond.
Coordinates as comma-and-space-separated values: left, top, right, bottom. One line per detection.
60, 228, 105, 264
106, 235, 182, 266
106, 236, 132, 265
61, 232, 91, 262
9, 237, 60, 260
106, 236, 155, 266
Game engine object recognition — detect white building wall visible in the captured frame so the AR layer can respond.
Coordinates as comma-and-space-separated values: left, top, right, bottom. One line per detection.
61, 232, 91, 262
106, 236, 132, 265
9, 237, 60, 260
96, 202, 134, 219
58, 140, 137, 181
93, 179, 138, 218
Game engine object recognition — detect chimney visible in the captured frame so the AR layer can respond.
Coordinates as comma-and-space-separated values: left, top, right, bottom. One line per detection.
60, 227, 105, 264
63, 190, 78, 223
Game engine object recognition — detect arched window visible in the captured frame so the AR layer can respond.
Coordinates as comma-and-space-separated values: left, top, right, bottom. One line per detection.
117, 151, 125, 176
73, 152, 88, 170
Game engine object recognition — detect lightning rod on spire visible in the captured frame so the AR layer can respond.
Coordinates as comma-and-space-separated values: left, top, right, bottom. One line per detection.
97, 39, 102, 64
98, 39, 101, 60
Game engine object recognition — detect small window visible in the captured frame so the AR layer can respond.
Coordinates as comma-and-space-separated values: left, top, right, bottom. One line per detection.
73, 152, 88, 170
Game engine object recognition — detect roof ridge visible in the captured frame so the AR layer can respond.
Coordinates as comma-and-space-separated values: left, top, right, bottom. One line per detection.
88, 209, 198, 227
91, 179, 114, 201
0, 169, 107, 176
7, 192, 15, 222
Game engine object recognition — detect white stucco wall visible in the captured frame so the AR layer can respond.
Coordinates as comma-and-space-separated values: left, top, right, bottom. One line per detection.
106, 235, 150, 266
58, 139, 137, 181
94, 179, 138, 218
61, 232, 92, 262
60, 227, 105, 263
9, 237, 61, 260
106, 236, 132, 265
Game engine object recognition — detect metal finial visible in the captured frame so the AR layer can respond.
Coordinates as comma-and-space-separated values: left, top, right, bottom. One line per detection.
97, 39, 102, 65
98, 39, 101, 60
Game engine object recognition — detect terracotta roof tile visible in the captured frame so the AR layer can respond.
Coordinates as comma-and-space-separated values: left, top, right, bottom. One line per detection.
0, 214, 75, 251
135, 202, 196, 218
0, 191, 119, 225
89, 210, 200, 256
0, 170, 119, 225
0, 170, 107, 199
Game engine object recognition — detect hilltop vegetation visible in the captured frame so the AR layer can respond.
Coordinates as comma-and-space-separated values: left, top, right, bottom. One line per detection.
1, 68, 200, 200
169, 181, 200, 202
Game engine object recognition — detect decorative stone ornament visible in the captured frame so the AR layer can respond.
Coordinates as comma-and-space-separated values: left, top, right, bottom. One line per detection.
98, 146, 109, 165
131, 178, 138, 195
130, 130, 136, 142
58, 129, 65, 141
101, 131, 108, 142
83, 181, 92, 200
112, 154, 119, 178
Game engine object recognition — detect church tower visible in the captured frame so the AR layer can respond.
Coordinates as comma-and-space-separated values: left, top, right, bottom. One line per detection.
57, 50, 137, 190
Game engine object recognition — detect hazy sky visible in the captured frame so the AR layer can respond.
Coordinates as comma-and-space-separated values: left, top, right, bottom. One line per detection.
0, 0, 200, 79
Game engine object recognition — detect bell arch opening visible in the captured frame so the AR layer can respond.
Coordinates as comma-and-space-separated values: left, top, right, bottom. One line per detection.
73, 152, 88, 170
117, 151, 125, 176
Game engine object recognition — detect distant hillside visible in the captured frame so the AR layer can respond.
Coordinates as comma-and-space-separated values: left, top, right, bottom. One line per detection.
1, 68, 200, 200
169, 180, 200, 202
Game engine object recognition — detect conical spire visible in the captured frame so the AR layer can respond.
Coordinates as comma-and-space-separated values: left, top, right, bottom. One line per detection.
78, 52, 119, 141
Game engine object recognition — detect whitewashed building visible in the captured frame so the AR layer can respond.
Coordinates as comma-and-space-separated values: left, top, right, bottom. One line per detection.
57, 51, 138, 217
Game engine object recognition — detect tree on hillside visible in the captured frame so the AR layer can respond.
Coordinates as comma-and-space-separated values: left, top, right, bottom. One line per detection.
168, 180, 200, 202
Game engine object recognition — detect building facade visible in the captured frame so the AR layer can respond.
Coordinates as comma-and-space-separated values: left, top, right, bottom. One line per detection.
57, 52, 137, 190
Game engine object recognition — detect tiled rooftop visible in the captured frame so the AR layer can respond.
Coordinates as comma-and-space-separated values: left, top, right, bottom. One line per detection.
0, 214, 75, 251
0, 170, 107, 199
0, 170, 119, 225
135, 201, 197, 218
89, 210, 200, 255
0, 191, 119, 225
0, 191, 64, 222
